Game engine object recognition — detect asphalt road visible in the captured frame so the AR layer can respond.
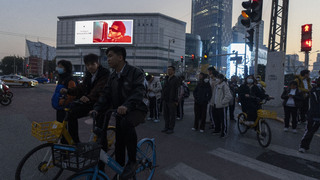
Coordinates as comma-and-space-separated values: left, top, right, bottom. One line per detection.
1, 84, 320, 180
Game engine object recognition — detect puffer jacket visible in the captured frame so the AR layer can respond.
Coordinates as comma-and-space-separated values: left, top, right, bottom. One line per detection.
193, 81, 212, 104
210, 81, 233, 108
294, 75, 312, 97
147, 78, 162, 99
94, 63, 147, 113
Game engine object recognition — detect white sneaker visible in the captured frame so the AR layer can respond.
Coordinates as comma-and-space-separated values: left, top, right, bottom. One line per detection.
147, 117, 153, 121
298, 148, 306, 153
176, 117, 180, 120
283, 128, 288, 132
153, 119, 160, 123
292, 129, 297, 133
191, 128, 196, 131
199, 130, 204, 133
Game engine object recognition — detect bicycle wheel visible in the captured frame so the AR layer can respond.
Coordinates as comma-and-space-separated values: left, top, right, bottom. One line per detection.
257, 120, 272, 148
0, 96, 11, 106
67, 171, 106, 180
237, 113, 248, 134
135, 140, 156, 180
106, 126, 116, 157
15, 143, 63, 180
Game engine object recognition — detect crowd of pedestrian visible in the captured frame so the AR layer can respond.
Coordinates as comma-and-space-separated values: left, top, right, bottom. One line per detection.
51, 45, 319, 179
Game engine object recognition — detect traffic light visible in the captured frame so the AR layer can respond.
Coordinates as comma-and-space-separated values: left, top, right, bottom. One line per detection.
204, 54, 208, 60
246, 28, 254, 51
241, 0, 252, 28
301, 24, 312, 52
180, 56, 184, 62
26, 64, 30, 69
191, 54, 195, 61
240, 0, 263, 28
251, 0, 263, 22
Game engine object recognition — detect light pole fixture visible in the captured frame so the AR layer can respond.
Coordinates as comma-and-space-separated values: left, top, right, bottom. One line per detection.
167, 39, 175, 66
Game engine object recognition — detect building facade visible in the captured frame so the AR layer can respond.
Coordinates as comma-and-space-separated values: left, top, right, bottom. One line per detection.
191, 0, 232, 71
25, 40, 56, 76
56, 13, 186, 75
285, 54, 304, 75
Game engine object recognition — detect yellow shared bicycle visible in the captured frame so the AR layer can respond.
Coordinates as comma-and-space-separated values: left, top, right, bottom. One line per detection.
237, 99, 277, 148
15, 108, 116, 180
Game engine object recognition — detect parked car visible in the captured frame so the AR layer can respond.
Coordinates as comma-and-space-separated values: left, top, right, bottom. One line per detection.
34, 77, 50, 84
1, 75, 38, 87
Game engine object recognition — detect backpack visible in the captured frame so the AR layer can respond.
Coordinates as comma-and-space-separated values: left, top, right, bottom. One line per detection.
51, 84, 67, 110
51, 77, 74, 110
183, 84, 190, 98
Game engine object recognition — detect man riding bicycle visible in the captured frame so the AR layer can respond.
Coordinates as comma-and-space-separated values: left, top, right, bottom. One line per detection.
91, 46, 148, 180
60, 53, 110, 143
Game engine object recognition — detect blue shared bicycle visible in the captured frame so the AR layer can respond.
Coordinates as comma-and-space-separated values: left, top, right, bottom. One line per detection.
52, 110, 156, 180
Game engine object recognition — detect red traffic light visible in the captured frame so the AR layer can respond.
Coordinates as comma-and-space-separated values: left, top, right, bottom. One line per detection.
301, 24, 312, 51
180, 56, 184, 62
302, 24, 311, 32
191, 54, 195, 60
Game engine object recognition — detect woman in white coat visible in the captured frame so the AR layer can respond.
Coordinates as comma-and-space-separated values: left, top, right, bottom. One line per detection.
210, 74, 233, 138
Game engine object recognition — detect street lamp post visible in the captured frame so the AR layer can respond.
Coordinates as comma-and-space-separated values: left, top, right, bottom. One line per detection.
167, 39, 175, 66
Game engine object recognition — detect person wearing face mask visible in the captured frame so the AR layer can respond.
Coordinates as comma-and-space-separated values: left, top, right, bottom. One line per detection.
210, 74, 233, 138
207, 67, 220, 130
238, 75, 268, 125
281, 81, 303, 133
54, 60, 77, 122
255, 75, 266, 90
192, 73, 212, 132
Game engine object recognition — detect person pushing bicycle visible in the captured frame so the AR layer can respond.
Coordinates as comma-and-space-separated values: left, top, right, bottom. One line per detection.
91, 46, 148, 180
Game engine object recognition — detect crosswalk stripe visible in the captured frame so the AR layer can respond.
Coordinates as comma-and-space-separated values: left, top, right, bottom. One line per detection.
164, 162, 217, 180
238, 137, 320, 163
209, 148, 317, 180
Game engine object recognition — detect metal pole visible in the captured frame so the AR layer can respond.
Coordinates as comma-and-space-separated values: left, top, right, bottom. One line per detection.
13, 56, 16, 74
244, 38, 247, 78
305, 51, 309, 70
133, 44, 136, 66
254, 23, 260, 77
167, 40, 171, 66
235, 51, 238, 77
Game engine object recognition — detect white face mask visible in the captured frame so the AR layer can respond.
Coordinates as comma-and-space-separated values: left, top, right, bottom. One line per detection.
204, 78, 209, 83
247, 78, 254, 84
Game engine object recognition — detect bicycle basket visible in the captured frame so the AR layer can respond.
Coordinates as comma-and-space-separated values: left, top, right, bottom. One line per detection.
31, 121, 64, 142
52, 142, 101, 172
257, 109, 277, 119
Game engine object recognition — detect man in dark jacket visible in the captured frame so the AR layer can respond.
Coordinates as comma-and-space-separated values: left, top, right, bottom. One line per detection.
299, 79, 320, 153
299, 78, 320, 153
92, 46, 147, 179
161, 66, 180, 134
61, 53, 110, 143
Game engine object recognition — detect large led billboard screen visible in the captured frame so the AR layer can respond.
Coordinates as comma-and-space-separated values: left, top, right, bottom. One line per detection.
75, 20, 133, 45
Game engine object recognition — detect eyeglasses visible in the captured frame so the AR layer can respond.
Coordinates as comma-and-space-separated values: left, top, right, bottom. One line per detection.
109, 27, 119, 32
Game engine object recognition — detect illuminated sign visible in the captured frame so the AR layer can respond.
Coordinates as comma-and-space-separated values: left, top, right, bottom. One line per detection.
75, 20, 133, 45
